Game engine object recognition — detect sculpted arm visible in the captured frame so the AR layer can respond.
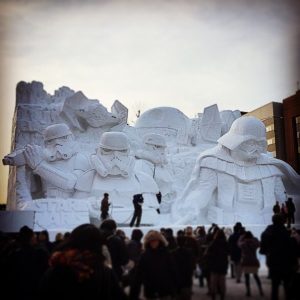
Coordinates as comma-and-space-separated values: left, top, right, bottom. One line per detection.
182, 167, 218, 209
24, 145, 89, 191
34, 162, 77, 190
174, 165, 217, 224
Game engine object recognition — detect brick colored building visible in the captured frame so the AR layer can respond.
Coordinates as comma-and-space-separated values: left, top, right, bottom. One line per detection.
282, 90, 300, 173
245, 91, 300, 174
245, 102, 286, 160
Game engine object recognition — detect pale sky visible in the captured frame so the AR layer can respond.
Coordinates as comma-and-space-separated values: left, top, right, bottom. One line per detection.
0, 0, 299, 203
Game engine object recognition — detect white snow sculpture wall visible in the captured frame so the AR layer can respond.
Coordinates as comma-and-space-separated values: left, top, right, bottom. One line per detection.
4, 81, 299, 230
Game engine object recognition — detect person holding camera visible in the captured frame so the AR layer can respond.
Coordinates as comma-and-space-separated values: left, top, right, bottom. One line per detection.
130, 194, 144, 227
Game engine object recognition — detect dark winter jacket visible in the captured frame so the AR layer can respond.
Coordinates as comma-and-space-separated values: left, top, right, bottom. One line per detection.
173, 246, 195, 289
228, 232, 242, 262
39, 249, 127, 300
204, 239, 229, 274
105, 233, 129, 280
260, 224, 298, 274
238, 236, 260, 267
130, 246, 177, 299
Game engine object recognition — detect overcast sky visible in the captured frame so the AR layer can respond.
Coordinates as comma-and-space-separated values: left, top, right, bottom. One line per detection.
0, 0, 299, 202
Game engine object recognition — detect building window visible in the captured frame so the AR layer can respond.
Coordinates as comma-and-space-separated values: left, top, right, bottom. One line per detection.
266, 124, 275, 132
267, 138, 275, 145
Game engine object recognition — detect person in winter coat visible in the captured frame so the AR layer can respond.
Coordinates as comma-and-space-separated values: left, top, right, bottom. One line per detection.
130, 194, 144, 227
101, 193, 110, 220
123, 229, 144, 288
173, 236, 195, 300
39, 224, 127, 300
260, 214, 298, 300
99, 219, 129, 281
228, 222, 244, 283
285, 197, 296, 227
2, 226, 49, 300
130, 230, 177, 300
238, 231, 263, 297
204, 228, 229, 300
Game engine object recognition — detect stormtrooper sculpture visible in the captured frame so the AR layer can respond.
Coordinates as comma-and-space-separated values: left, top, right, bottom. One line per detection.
22, 123, 91, 199
87, 132, 159, 224
135, 133, 175, 212
173, 116, 300, 225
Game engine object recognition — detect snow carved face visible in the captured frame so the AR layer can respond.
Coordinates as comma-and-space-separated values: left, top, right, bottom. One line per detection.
231, 139, 267, 162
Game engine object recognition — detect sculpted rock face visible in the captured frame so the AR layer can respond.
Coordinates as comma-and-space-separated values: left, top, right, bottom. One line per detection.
173, 116, 300, 225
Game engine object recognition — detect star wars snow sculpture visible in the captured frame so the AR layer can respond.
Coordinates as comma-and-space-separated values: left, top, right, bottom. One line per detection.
3, 123, 92, 230
135, 133, 175, 213
86, 132, 160, 224
173, 116, 300, 225
4, 81, 300, 231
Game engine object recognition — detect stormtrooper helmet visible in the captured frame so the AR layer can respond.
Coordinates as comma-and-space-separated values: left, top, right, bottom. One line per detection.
43, 123, 73, 144
98, 132, 129, 154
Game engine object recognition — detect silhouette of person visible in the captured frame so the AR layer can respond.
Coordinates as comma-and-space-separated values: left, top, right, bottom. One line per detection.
156, 192, 162, 214
272, 201, 280, 215
130, 194, 144, 227
101, 193, 110, 220
39, 224, 127, 300
280, 203, 288, 224
260, 214, 298, 300
286, 197, 296, 227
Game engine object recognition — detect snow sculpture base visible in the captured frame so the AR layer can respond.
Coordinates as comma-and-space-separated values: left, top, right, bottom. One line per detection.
107, 207, 158, 226
22, 198, 90, 231
88, 196, 159, 226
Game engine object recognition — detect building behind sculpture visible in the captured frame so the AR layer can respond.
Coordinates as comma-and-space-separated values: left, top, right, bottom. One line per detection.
282, 90, 300, 174
245, 90, 300, 174
245, 102, 285, 160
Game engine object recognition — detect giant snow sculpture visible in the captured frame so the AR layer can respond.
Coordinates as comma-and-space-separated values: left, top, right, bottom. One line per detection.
3, 81, 299, 231
173, 116, 300, 225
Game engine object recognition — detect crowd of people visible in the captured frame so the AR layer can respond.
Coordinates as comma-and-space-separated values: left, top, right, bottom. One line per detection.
0, 214, 300, 300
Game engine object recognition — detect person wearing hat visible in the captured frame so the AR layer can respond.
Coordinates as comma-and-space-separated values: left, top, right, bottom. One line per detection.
23, 123, 91, 198
130, 230, 177, 300
173, 116, 300, 225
